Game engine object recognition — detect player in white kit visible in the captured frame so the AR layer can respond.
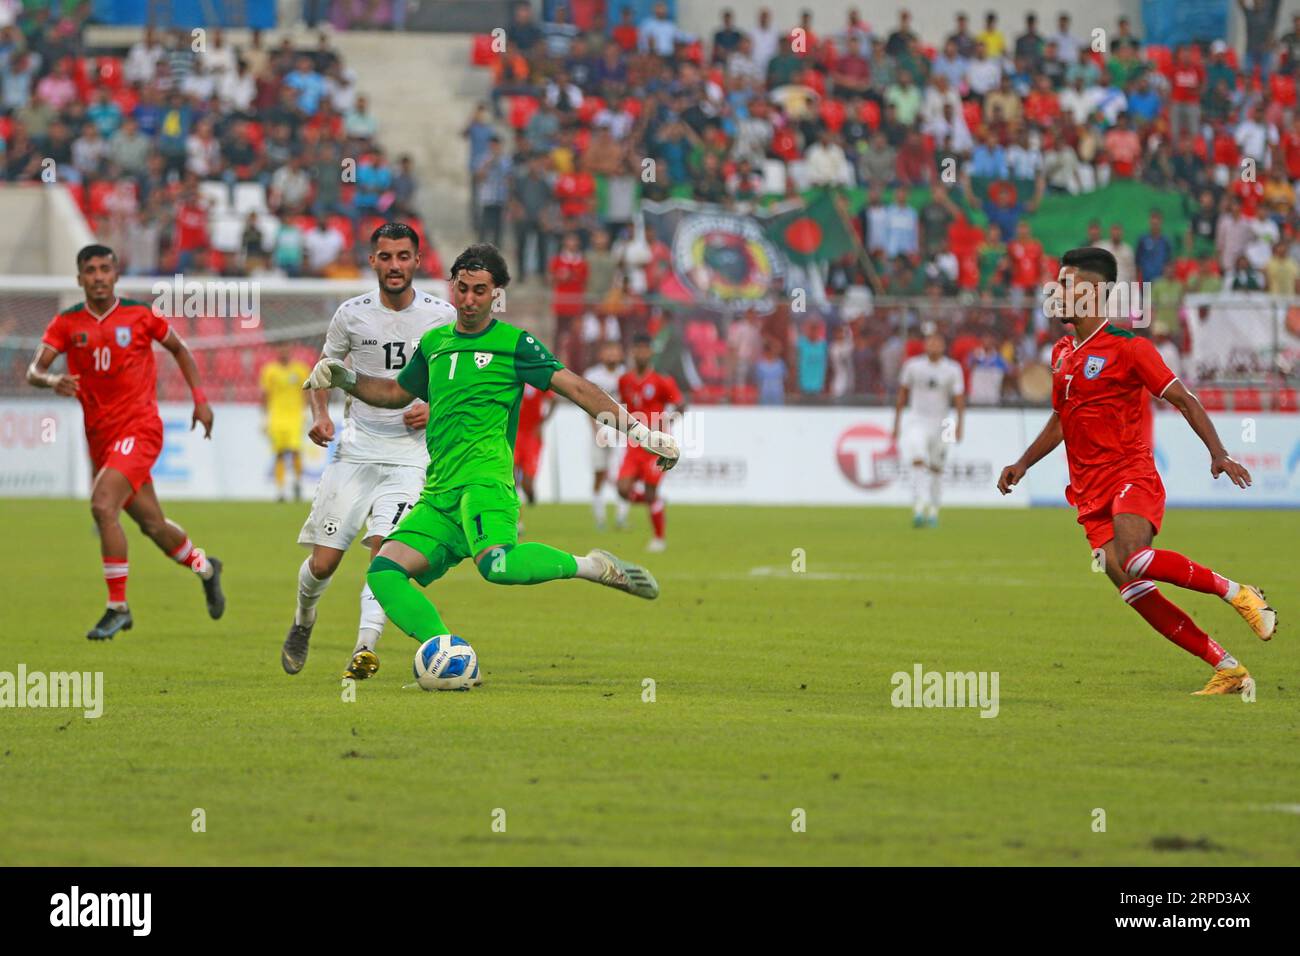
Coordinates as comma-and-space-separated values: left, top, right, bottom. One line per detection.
280, 223, 455, 679
583, 339, 629, 530
892, 329, 966, 528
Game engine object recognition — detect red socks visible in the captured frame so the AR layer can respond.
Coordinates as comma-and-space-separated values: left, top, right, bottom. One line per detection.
169, 537, 208, 574
649, 499, 665, 540
1123, 547, 1230, 597
103, 557, 128, 604
1120, 579, 1226, 666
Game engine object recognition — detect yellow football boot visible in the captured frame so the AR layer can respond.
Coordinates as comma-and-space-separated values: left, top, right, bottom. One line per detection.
1191, 664, 1252, 696
1230, 585, 1277, 641
342, 649, 380, 681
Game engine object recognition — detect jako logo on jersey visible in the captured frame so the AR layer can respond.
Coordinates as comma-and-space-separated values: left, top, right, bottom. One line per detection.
474, 352, 492, 369
115, 327, 131, 347
1083, 355, 1106, 379
361, 338, 378, 345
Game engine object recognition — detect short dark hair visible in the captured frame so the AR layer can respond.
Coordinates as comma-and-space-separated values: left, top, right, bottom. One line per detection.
632, 332, 653, 346
449, 243, 510, 288
370, 221, 419, 250
1061, 246, 1118, 284
76, 244, 116, 268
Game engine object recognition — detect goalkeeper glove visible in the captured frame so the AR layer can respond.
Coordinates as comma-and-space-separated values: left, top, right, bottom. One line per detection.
303, 358, 356, 392
628, 421, 680, 471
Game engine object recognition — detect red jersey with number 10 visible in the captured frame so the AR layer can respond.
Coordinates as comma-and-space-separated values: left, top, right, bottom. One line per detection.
1050, 323, 1177, 503
41, 298, 171, 445
618, 368, 682, 429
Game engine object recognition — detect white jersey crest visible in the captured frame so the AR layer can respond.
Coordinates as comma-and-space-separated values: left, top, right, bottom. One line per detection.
322, 287, 456, 465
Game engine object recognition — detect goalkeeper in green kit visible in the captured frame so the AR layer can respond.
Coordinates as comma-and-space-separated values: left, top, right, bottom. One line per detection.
302, 244, 679, 679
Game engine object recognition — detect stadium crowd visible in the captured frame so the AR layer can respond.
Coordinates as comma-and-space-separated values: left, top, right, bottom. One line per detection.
472, 1, 1300, 405
1, 10, 438, 280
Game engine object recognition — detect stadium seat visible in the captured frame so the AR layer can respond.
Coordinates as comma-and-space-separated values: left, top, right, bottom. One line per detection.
731, 385, 758, 405
209, 214, 245, 253
508, 95, 540, 130
1232, 388, 1263, 412
471, 34, 497, 66
327, 214, 355, 249
1277, 388, 1298, 412
1143, 45, 1173, 75
232, 182, 269, 215
200, 181, 231, 215
576, 95, 606, 126
1197, 387, 1227, 411
87, 181, 115, 217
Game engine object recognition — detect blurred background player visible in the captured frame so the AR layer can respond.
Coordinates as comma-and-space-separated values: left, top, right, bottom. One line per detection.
584, 339, 629, 531
892, 329, 966, 528
26, 244, 224, 639
260, 342, 310, 502
513, 380, 552, 536
999, 247, 1276, 695
618, 333, 684, 553
280, 222, 455, 680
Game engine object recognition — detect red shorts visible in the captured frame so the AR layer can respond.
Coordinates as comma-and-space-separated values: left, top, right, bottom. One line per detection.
514, 430, 542, 479
1071, 469, 1166, 549
618, 444, 665, 487
89, 422, 163, 495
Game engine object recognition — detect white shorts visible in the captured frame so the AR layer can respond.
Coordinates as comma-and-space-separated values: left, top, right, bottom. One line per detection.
298, 460, 426, 549
591, 425, 621, 474
900, 421, 948, 470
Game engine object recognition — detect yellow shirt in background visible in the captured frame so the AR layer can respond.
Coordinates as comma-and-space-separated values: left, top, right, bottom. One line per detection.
261, 359, 310, 425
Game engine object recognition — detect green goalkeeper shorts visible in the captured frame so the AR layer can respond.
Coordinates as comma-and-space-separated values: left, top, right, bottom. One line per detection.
385, 482, 521, 586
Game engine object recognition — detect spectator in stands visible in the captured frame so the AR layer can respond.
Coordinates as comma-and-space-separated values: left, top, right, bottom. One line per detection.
638, 2, 679, 57
108, 115, 151, 178
507, 0, 544, 54
755, 338, 787, 405
303, 216, 346, 277
1099, 222, 1137, 285
269, 153, 311, 215
240, 212, 266, 271
1216, 196, 1253, 272
125, 25, 163, 85
1239, 0, 1283, 81
1228, 252, 1266, 290
827, 323, 855, 398
1103, 112, 1142, 179
172, 179, 209, 272
726, 311, 761, 391
805, 128, 854, 186
1136, 210, 1173, 282
550, 231, 589, 366
1265, 238, 1299, 293
71, 121, 108, 180
967, 41, 1001, 98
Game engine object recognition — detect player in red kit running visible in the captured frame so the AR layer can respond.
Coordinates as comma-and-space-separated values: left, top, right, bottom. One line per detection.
26, 244, 226, 640
617, 333, 684, 552
514, 380, 552, 507
998, 247, 1276, 695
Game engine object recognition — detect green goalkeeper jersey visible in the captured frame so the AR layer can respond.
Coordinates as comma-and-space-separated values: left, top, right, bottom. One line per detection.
396, 318, 563, 497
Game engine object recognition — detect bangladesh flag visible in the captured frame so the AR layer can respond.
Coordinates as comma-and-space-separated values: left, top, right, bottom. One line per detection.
763, 187, 860, 265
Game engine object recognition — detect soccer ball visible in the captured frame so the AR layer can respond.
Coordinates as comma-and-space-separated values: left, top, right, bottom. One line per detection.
412, 635, 478, 691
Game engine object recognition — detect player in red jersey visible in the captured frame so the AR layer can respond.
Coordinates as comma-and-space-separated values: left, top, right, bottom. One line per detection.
514, 380, 552, 506
26, 244, 225, 640
617, 333, 684, 552
998, 247, 1276, 695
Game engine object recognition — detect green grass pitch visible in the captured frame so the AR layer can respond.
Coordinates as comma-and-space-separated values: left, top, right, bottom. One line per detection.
0, 499, 1296, 865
